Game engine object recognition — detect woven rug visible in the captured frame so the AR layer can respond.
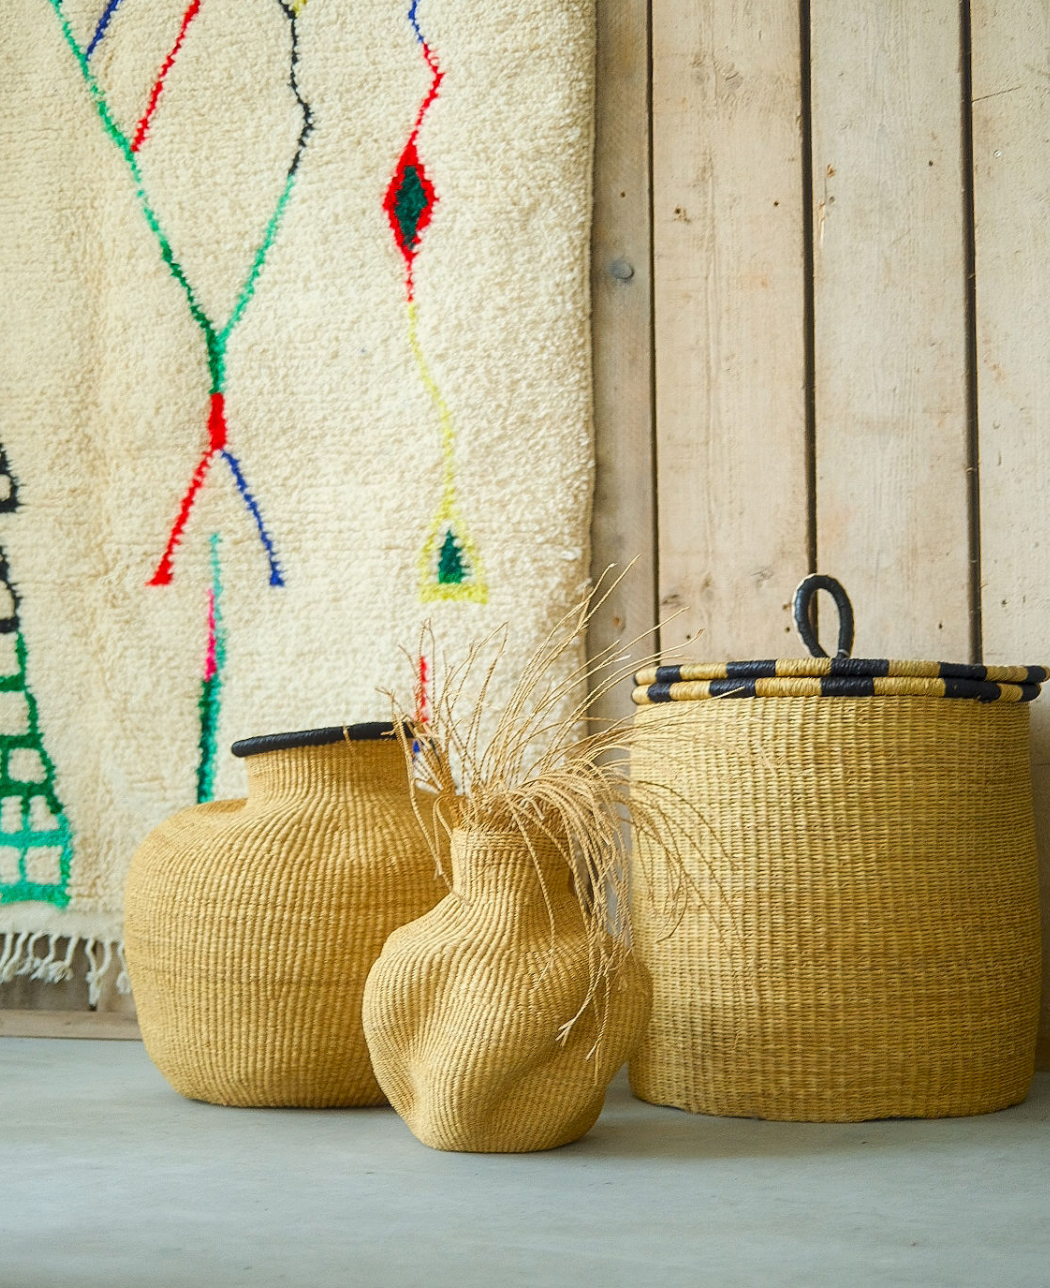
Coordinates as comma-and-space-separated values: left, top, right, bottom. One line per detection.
0, 0, 594, 997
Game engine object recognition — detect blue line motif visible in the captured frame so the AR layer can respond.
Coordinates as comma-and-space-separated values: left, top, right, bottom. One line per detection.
408, 0, 424, 44
84, 0, 127, 59
220, 451, 285, 586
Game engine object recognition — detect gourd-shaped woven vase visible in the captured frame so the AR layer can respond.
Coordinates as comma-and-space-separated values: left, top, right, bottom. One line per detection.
124, 724, 445, 1108
362, 827, 652, 1152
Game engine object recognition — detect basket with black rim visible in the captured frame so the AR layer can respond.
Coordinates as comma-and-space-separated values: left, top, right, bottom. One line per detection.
628, 574, 1045, 1122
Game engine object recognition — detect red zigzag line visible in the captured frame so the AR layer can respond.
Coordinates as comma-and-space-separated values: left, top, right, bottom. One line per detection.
148, 393, 226, 586
413, 40, 443, 136
390, 36, 444, 298
130, 0, 202, 153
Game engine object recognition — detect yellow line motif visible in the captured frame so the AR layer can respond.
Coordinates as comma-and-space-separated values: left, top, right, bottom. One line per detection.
406, 300, 487, 604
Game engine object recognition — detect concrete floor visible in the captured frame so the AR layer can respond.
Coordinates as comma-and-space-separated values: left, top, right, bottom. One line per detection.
2, 1040, 1049, 1288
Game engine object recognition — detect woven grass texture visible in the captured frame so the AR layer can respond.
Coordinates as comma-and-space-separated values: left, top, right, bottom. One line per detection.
363, 828, 652, 1152
0, 0, 594, 968
629, 697, 1043, 1122
124, 736, 445, 1107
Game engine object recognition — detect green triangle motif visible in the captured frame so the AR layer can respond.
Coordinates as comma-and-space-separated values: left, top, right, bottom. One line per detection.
419, 515, 487, 604
0, 544, 73, 907
437, 527, 469, 585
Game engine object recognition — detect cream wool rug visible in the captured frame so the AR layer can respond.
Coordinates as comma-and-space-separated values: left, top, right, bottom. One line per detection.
0, 0, 594, 997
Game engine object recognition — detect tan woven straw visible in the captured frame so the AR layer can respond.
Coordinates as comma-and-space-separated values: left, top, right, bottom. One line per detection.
124, 726, 445, 1108
363, 827, 652, 1152
628, 576, 1043, 1122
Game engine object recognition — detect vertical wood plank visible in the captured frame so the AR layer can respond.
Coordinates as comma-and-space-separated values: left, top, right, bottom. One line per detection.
972, 0, 1050, 1065
588, 0, 657, 720
652, 0, 810, 662
811, 2, 972, 659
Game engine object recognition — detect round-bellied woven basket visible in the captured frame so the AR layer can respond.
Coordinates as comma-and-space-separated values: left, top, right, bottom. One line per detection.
628, 576, 1045, 1122
124, 724, 445, 1108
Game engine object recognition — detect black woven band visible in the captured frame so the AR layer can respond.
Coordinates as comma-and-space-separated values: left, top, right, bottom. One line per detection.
231, 722, 398, 758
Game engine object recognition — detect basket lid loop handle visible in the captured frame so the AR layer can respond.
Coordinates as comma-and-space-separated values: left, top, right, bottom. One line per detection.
793, 574, 855, 659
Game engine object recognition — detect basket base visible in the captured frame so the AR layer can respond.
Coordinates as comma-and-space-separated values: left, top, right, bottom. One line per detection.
628, 1056, 1037, 1122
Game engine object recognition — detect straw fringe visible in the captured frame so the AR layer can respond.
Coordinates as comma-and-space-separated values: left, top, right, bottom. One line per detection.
384, 570, 711, 1046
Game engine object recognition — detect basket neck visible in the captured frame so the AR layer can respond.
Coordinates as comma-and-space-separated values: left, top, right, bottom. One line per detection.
243, 737, 405, 802
450, 828, 577, 919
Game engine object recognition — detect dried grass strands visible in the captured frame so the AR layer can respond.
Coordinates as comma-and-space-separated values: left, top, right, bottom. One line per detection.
385, 570, 725, 1043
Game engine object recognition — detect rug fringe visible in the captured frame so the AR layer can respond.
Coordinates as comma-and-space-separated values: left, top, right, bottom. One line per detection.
0, 930, 130, 999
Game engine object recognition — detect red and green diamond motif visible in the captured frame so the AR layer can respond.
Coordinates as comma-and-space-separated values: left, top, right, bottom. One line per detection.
391, 5, 487, 604
387, 140, 436, 269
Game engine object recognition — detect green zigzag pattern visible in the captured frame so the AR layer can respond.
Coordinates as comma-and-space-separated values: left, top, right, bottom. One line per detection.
0, 612, 74, 908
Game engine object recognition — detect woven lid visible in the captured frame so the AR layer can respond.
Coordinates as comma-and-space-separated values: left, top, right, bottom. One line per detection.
634, 575, 1047, 707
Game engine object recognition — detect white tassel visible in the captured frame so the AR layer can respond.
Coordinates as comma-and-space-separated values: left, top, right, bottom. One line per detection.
0, 931, 16, 979
0, 931, 28, 983
84, 938, 114, 1006
115, 942, 131, 995
0, 933, 124, 994
28, 933, 57, 981
15, 932, 43, 977
48, 935, 78, 984
82, 937, 99, 1005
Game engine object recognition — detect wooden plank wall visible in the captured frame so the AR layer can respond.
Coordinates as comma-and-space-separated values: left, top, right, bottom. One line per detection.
971, 0, 1050, 1065
7, 1, 1050, 1065
811, 3, 973, 661
651, 0, 810, 661
649, 0, 1050, 1066
587, 0, 657, 725
644, 0, 1050, 1065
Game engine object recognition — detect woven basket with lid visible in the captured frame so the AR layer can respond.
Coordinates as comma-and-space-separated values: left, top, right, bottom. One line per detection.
628, 575, 1045, 1122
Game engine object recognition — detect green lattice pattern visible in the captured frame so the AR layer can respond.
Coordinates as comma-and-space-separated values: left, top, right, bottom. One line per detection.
0, 631, 72, 906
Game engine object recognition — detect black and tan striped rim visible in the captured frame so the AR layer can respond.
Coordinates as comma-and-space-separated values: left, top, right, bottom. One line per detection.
632, 662, 1047, 706
635, 576, 1048, 705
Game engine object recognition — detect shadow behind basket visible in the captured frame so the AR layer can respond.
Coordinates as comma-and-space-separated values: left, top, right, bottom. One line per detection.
629, 578, 1043, 1122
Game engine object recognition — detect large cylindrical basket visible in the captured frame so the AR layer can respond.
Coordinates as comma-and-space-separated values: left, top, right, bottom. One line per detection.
629, 575, 1045, 1122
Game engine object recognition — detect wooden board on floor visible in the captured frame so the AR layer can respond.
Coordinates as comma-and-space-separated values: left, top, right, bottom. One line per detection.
651, 0, 810, 661
588, 0, 657, 722
971, 0, 1050, 1064
0, 1009, 140, 1040
810, 1, 972, 659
